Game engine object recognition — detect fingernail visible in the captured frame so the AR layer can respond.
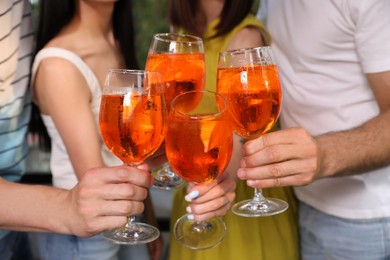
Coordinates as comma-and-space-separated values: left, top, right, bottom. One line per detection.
247, 180, 256, 187
186, 206, 192, 213
185, 190, 199, 202
187, 214, 194, 220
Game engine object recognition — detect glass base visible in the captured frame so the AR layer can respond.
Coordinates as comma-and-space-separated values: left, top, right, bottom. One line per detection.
102, 222, 160, 245
232, 198, 288, 217
151, 162, 186, 190
174, 214, 226, 250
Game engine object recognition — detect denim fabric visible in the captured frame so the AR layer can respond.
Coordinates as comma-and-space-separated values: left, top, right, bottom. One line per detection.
299, 201, 390, 260
34, 233, 120, 260
0, 231, 33, 260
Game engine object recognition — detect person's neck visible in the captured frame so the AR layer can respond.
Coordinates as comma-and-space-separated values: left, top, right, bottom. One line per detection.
65, 1, 115, 43
199, 0, 224, 25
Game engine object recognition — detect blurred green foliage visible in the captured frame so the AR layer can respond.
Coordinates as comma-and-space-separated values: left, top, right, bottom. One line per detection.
133, 0, 169, 68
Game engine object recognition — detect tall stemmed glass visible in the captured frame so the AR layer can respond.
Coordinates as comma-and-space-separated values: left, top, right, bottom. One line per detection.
217, 46, 288, 217
99, 69, 166, 244
165, 90, 233, 250
145, 33, 206, 190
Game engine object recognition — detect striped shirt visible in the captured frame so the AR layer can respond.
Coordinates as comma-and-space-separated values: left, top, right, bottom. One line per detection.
0, 0, 34, 240
0, 0, 33, 179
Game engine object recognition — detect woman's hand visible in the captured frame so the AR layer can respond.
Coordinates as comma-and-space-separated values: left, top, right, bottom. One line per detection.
184, 174, 237, 222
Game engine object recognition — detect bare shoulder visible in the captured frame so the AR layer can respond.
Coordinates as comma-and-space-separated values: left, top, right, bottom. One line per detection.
227, 26, 265, 51
34, 56, 90, 113
35, 57, 86, 89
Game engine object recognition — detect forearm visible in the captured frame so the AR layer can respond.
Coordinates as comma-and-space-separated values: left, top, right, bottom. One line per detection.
0, 178, 72, 234
316, 110, 390, 178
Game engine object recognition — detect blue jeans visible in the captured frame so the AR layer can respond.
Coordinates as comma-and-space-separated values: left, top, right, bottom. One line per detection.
299, 201, 390, 260
0, 231, 33, 260
34, 233, 120, 260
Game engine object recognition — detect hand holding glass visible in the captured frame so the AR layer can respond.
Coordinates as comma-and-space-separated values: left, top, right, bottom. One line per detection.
165, 90, 232, 250
99, 69, 166, 244
217, 46, 288, 217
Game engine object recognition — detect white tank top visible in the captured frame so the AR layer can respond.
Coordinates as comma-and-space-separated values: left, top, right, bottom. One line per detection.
31, 47, 122, 189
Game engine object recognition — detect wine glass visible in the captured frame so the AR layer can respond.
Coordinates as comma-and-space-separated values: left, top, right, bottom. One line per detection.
217, 46, 289, 217
145, 33, 206, 190
99, 69, 166, 244
165, 90, 233, 250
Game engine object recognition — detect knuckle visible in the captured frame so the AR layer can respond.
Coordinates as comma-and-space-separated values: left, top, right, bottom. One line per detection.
85, 223, 98, 235
300, 174, 314, 186
121, 202, 133, 215
261, 134, 271, 147
214, 184, 224, 196
228, 192, 236, 204
294, 127, 309, 137
300, 178, 310, 186
121, 184, 136, 198
274, 177, 281, 187
269, 147, 280, 162
117, 167, 130, 181
129, 202, 144, 215
113, 166, 134, 182
138, 188, 148, 200
269, 165, 281, 178
76, 220, 97, 237
82, 168, 94, 180
76, 186, 92, 201
210, 199, 222, 212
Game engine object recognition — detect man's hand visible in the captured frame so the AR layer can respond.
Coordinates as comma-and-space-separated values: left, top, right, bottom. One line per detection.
66, 164, 153, 237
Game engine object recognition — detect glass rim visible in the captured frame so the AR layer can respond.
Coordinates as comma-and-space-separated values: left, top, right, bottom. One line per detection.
219, 46, 272, 57
170, 90, 228, 119
107, 69, 161, 76
103, 69, 164, 94
153, 32, 203, 44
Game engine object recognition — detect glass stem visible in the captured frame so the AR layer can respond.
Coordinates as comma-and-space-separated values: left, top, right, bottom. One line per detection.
125, 215, 136, 228
253, 188, 268, 204
192, 221, 211, 233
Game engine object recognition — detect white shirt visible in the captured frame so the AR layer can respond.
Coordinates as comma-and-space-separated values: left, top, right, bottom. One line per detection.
264, 0, 390, 219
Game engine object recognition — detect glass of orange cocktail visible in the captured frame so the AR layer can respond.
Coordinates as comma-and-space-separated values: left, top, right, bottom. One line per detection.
166, 90, 232, 250
99, 69, 166, 244
145, 33, 205, 190
217, 46, 288, 217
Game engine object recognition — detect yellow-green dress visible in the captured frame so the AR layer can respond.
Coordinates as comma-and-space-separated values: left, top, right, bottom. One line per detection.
169, 15, 300, 260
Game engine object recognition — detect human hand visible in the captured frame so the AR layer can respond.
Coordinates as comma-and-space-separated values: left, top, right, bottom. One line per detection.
66, 164, 153, 237
184, 175, 236, 222
237, 127, 321, 188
